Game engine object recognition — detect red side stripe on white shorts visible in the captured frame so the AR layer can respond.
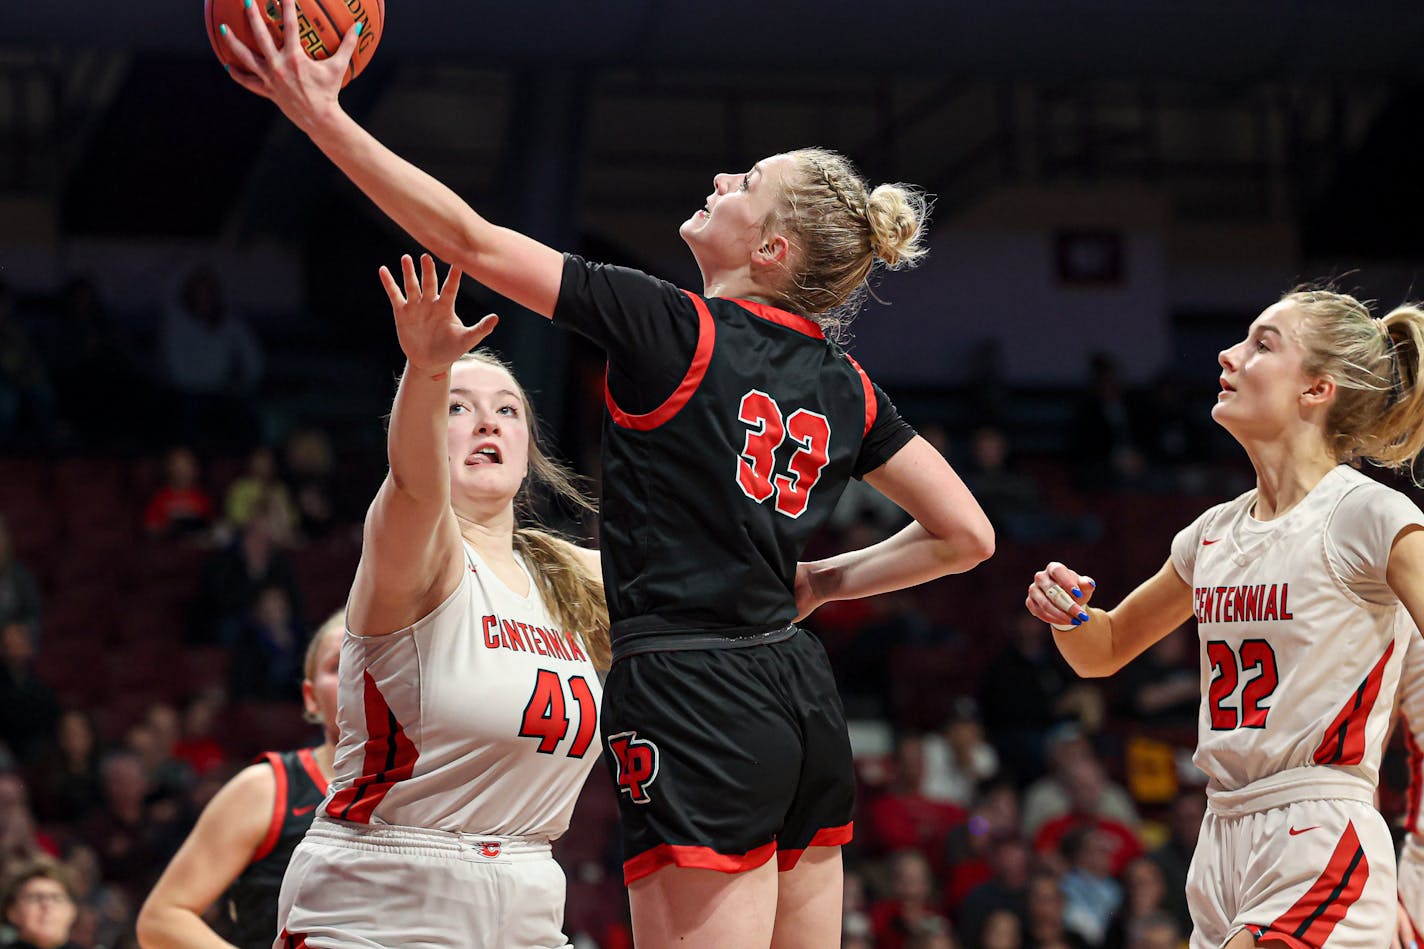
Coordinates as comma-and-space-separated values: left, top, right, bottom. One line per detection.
324, 671, 418, 823
1249, 820, 1368, 949
1313, 641, 1394, 766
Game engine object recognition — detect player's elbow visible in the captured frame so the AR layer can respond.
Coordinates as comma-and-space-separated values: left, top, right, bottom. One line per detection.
940, 515, 995, 570
134, 899, 168, 948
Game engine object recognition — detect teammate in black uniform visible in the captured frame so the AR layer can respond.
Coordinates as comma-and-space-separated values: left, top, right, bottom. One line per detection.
220, 9, 996, 946
136, 611, 340, 949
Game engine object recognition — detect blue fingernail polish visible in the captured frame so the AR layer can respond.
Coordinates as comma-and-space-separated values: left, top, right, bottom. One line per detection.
244, 0, 252, 7
1070, 617, 1082, 626
1078, 612, 1090, 623
1071, 587, 1082, 598
224, 64, 231, 72
355, 21, 364, 35
1087, 579, 1097, 587
219, 23, 228, 35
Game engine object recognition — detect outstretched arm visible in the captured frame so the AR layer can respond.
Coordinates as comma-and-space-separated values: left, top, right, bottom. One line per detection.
220, 0, 564, 316
794, 436, 995, 618
136, 764, 274, 949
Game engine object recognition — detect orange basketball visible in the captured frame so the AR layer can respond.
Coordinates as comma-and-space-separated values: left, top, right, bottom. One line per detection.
204, 0, 384, 88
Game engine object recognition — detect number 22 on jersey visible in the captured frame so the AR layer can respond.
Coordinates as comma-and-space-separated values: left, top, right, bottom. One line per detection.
519, 669, 597, 757
1206, 639, 1279, 730
735, 389, 831, 519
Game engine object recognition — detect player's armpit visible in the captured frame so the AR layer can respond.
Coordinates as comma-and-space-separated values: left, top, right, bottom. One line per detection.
1386, 525, 1424, 634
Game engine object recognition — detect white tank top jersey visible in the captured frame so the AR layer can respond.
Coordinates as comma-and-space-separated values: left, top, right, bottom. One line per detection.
1399, 632, 1424, 836
1170, 465, 1424, 797
322, 543, 603, 838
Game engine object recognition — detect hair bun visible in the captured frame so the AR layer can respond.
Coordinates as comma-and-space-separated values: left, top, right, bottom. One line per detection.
865, 184, 929, 269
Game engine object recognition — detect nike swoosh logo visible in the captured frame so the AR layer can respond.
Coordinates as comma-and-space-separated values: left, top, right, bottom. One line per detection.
1288, 825, 1318, 836
292, 804, 318, 817
1202, 539, 1221, 546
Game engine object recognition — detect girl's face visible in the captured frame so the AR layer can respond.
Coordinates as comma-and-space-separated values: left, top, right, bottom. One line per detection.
1213, 301, 1326, 441
680, 153, 797, 283
445, 360, 531, 510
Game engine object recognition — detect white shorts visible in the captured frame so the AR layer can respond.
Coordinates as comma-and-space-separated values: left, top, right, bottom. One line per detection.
1399, 836, 1424, 942
1188, 772, 1395, 949
275, 819, 573, 949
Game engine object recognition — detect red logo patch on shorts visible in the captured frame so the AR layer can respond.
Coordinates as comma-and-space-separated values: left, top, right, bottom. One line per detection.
607, 730, 660, 805
477, 841, 502, 858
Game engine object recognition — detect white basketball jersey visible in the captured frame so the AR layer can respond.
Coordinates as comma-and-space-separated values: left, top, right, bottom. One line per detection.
324, 543, 602, 838
1400, 632, 1424, 836
1171, 466, 1422, 793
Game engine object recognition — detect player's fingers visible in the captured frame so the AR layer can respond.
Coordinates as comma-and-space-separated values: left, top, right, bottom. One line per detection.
462, 314, 500, 348
1045, 561, 1090, 601
419, 253, 438, 296
1034, 570, 1089, 626
223, 63, 269, 97
219, 25, 269, 78
244, 0, 282, 61
1078, 575, 1098, 606
331, 16, 363, 76
1025, 585, 1069, 627
377, 265, 404, 308
280, 0, 302, 54
399, 254, 420, 301
439, 265, 463, 301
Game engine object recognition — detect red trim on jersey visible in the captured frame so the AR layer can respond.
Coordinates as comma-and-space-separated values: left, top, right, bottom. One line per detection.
728, 298, 826, 339
1407, 719, 1423, 836
844, 355, 877, 437
280, 930, 309, 949
623, 839, 777, 885
251, 751, 287, 864
324, 672, 419, 824
776, 822, 855, 871
1249, 820, 1368, 948
1313, 641, 1394, 766
605, 289, 716, 431
296, 746, 329, 795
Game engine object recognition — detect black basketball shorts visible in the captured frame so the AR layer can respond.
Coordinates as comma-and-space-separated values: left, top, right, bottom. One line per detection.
599, 626, 855, 885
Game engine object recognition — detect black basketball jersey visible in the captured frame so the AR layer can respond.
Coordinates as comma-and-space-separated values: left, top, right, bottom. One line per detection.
223, 748, 328, 949
554, 255, 915, 644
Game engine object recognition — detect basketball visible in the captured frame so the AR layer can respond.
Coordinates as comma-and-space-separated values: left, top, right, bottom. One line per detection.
203, 0, 384, 87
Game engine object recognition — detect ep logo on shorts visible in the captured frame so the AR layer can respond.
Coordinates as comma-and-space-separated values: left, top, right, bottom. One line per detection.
607, 731, 660, 804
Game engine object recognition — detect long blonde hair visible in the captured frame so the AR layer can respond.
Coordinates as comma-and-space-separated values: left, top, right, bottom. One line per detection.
455, 351, 610, 670
762, 147, 929, 338
1284, 286, 1424, 477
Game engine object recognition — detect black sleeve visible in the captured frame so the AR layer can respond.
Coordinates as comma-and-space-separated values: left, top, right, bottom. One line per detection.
552, 254, 701, 415
852, 382, 917, 478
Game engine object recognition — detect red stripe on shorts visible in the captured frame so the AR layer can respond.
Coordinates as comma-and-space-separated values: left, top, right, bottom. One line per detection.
623, 839, 777, 885
776, 821, 855, 871
324, 671, 419, 823
280, 930, 309, 948
1313, 640, 1394, 766
1249, 820, 1368, 948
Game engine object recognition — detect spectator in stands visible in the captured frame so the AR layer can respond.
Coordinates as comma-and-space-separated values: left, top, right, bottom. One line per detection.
0, 517, 41, 645
1103, 857, 1173, 949
79, 751, 185, 907
870, 849, 953, 949
0, 281, 57, 448
978, 616, 1077, 784
169, 691, 227, 779
1024, 872, 1088, 949
0, 773, 60, 868
29, 710, 104, 824
867, 734, 967, 863
1070, 352, 1147, 490
192, 504, 303, 647
1123, 912, 1181, 949
0, 623, 57, 764
1058, 824, 1123, 945
224, 445, 299, 540
158, 266, 263, 447
1022, 726, 1138, 838
922, 698, 1000, 807
282, 427, 344, 539
979, 908, 1024, 949
1113, 625, 1198, 730
1032, 756, 1143, 877
1146, 791, 1204, 936
124, 710, 193, 810
229, 585, 304, 700
61, 845, 129, 949
142, 446, 216, 540
842, 869, 874, 949
1, 857, 80, 949
955, 834, 1031, 947
942, 781, 1019, 912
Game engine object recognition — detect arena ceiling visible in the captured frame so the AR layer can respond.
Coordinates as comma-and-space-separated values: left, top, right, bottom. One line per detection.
6, 0, 1423, 82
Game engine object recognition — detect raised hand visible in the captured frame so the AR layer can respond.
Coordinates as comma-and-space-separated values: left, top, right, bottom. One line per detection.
1026, 561, 1096, 630
218, 0, 359, 132
378, 254, 498, 374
